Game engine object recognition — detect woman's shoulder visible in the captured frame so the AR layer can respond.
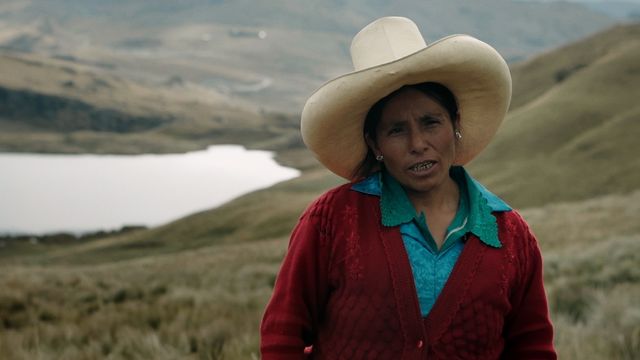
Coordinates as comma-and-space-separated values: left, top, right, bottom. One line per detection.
495, 208, 528, 229
494, 209, 541, 252
301, 181, 372, 219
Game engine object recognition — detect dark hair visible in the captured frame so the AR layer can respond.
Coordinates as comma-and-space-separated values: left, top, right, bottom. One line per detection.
351, 82, 459, 180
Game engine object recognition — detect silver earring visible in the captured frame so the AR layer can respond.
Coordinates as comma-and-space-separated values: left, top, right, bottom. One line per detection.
455, 130, 462, 140
375, 155, 384, 161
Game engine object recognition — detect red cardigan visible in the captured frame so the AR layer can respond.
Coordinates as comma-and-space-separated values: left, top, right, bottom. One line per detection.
261, 183, 556, 359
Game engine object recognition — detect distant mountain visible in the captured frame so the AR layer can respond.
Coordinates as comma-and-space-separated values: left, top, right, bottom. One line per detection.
515, 0, 640, 20
584, 1, 640, 19
0, 0, 616, 111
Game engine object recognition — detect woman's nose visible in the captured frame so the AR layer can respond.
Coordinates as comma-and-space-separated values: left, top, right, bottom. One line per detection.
408, 128, 428, 153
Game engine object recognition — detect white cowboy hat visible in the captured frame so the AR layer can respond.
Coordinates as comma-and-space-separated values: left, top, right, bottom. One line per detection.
301, 16, 512, 180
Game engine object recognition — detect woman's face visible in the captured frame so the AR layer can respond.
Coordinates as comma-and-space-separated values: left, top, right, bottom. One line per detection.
367, 87, 459, 198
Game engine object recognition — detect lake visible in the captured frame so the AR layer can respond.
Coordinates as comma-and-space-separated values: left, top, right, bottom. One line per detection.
0, 145, 300, 235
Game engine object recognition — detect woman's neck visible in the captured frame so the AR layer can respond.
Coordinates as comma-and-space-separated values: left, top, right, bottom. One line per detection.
407, 176, 459, 215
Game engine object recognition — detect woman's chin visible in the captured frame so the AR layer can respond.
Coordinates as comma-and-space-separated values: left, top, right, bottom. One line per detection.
399, 168, 452, 195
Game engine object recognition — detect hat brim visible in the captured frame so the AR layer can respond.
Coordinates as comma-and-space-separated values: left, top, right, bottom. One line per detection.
301, 35, 512, 180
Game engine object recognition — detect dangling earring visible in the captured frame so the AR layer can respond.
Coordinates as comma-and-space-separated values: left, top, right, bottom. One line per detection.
455, 130, 463, 140
375, 155, 384, 161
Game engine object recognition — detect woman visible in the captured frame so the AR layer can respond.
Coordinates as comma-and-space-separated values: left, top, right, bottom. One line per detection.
261, 17, 556, 359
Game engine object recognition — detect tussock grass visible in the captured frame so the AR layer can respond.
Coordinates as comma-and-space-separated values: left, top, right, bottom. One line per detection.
545, 240, 640, 360
520, 191, 640, 359
0, 238, 288, 359
2, 190, 639, 359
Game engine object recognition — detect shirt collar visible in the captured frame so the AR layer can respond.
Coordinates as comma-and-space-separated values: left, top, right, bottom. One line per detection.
351, 166, 511, 248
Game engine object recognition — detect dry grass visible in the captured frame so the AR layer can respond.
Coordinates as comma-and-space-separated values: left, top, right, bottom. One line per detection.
0, 238, 288, 359
1, 188, 639, 359
0, 168, 344, 358
519, 191, 640, 359
543, 236, 640, 360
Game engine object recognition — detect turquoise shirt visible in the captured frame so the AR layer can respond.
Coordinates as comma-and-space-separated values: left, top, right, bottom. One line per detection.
352, 166, 511, 316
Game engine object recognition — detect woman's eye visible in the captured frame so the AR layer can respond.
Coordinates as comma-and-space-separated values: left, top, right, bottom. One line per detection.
422, 118, 441, 127
387, 127, 404, 135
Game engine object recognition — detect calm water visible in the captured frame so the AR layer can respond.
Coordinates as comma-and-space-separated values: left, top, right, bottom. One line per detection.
0, 145, 300, 235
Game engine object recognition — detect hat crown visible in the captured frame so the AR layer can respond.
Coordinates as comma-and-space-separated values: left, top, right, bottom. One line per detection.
350, 17, 427, 71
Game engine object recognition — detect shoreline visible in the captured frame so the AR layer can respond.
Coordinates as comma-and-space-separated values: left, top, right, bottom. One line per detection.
0, 142, 307, 239
0, 225, 148, 247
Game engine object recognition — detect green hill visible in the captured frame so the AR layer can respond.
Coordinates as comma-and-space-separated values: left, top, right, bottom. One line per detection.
469, 22, 640, 208
1, 23, 639, 360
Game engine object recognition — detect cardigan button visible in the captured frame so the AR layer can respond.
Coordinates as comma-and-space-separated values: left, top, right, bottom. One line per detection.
417, 340, 424, 349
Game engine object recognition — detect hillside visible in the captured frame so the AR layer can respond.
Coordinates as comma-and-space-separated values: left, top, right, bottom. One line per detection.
12, 22, 635, 261
0, 51, 301, 155
0, 0, 615, 111
469, 22, 640, 208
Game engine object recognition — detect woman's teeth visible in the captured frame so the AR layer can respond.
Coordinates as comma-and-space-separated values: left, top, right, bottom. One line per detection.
411, 161, 434, 171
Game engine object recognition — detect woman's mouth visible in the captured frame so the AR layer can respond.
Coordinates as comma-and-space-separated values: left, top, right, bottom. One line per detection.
409, 160, 436, 173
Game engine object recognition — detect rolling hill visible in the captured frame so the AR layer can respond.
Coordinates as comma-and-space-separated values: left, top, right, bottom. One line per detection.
15, 22, 636, 262
469, 22, 640, 207
0, 50, 301, 155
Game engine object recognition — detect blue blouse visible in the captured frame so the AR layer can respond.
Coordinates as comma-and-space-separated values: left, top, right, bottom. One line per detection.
352, 166, 511, 316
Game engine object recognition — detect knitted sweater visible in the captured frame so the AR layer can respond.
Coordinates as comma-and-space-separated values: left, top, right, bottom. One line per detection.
260, 182, 556, 359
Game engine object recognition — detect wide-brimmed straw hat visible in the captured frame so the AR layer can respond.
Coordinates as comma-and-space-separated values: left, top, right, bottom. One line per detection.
301, 16, 512, 180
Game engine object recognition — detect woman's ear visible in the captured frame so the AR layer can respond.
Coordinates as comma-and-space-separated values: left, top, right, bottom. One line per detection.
454, 112, 461, 131
365, 134, 381, 157
453, 113, 462, 141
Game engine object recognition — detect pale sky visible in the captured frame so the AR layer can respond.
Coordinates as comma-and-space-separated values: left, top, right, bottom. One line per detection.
517, 0, 640, 5
518, 0, 640, 3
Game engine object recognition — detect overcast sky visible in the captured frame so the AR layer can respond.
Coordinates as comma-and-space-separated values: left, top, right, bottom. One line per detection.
518, 0, 640, 3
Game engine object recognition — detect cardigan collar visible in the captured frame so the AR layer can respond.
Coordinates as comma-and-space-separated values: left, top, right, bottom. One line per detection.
351, 166, 511, 248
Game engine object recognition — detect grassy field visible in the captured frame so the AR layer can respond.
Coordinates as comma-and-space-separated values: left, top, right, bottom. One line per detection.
1, 179, 638, 359
1, 23, 639, 359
